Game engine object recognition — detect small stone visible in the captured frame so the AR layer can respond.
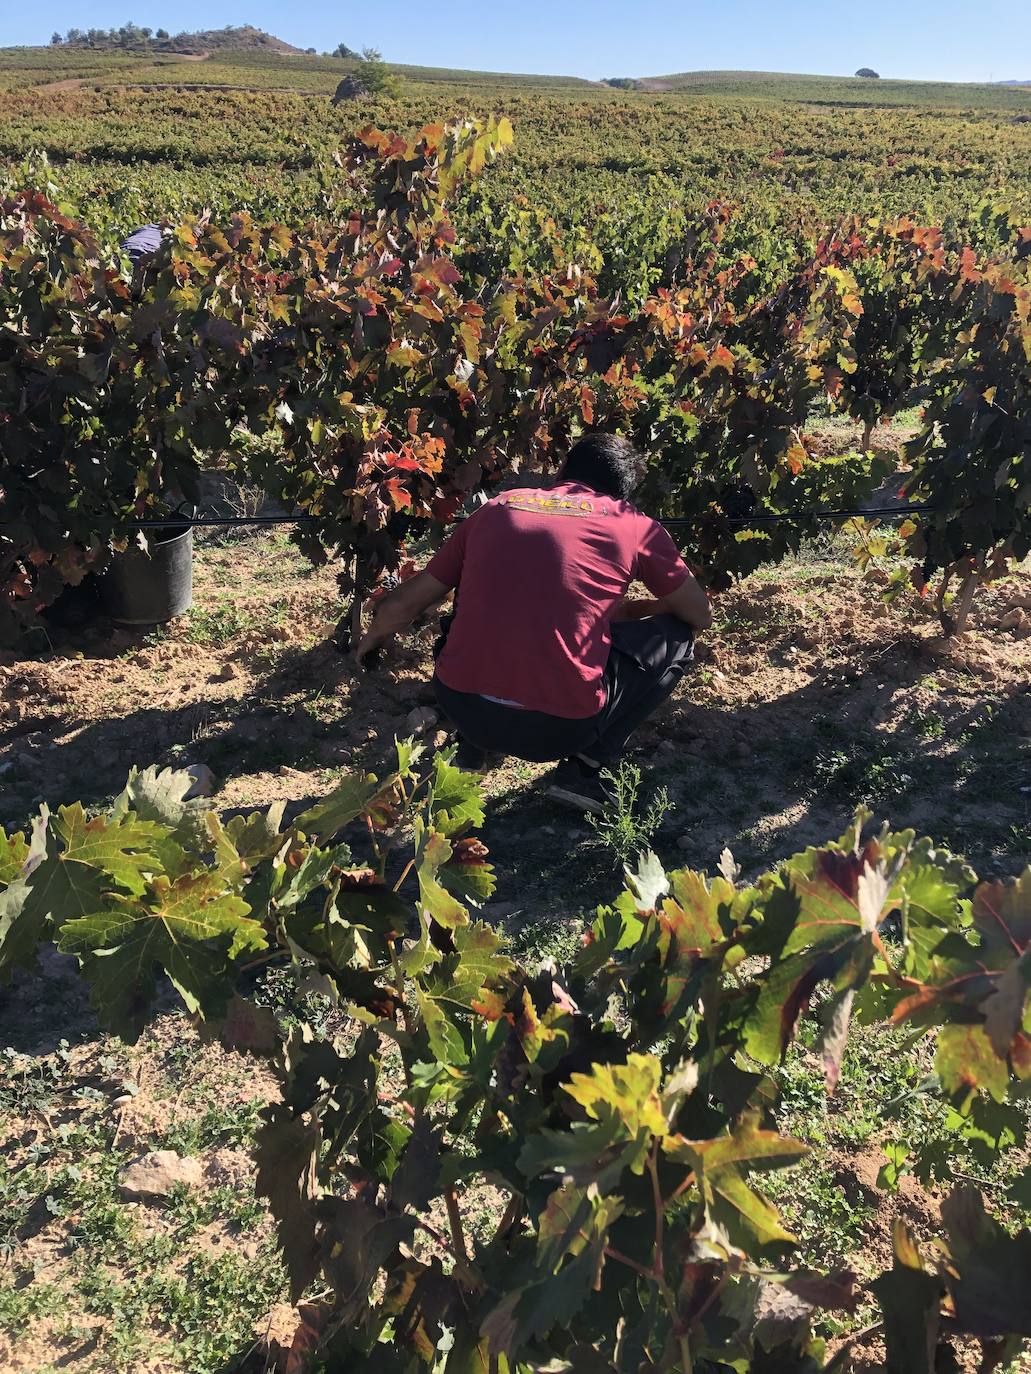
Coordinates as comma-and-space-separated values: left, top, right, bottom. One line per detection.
118, 1150, 203, 1203
999, 607, 1023, 631
404, 707, 438, 736
216, 662, 241, 682
676, 834, 693, 851
432, 730, 450, 750
183, 764, 215, 799
270, 625, 291, 642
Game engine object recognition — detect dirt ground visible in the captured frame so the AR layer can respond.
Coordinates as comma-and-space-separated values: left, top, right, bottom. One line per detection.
1, 520, 1030, 1373
2, 522, 1028, 897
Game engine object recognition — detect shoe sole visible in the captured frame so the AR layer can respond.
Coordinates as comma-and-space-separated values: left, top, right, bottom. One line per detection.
546, 785, 607, 816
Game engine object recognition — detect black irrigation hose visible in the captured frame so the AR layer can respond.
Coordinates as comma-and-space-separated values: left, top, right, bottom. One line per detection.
133, 503, 933, 532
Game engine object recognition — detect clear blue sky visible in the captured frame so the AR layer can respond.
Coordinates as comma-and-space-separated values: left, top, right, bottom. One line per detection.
4, 0, 1030, 83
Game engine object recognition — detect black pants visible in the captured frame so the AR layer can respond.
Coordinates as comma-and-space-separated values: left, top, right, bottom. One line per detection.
432, 615, 694, 765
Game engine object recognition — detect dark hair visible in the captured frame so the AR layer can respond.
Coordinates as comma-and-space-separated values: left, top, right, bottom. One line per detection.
560, 432, 644, 502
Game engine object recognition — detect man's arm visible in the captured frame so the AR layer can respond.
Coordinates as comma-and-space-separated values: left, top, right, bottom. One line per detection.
615, 573, 712, 630
355, 571, 451, 664
662, 573, 713, 630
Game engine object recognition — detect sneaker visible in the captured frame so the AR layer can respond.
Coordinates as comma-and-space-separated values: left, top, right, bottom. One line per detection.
546, 759, 615, 816
454, 738, 491, 773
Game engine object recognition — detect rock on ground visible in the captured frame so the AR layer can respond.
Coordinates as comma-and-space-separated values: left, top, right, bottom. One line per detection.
118, 1150, 204, 1202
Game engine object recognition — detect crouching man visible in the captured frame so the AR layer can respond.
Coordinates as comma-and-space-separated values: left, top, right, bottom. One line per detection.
356, 433, 712, 812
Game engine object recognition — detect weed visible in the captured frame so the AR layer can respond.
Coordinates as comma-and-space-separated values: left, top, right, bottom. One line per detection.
253, 964, 335, 1037
587, 761, 673, 872
160, 1100, 262, 1156
184, 601, 256, 647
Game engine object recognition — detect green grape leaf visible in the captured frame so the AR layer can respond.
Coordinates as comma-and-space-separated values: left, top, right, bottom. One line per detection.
870, 1221, 942, 1374
624, 850, 669, 913
428, 756, 485, 836
254, 1106, 321, 1303
11, 805, 165, 971
222, 802, 288, 862
390, 1116, 442, 1212
58, 872, 265, 1037
417, 988, 469, 1067
935, 1023, 1009, 1108
318, 1196, 415, 1322
395, 736, 427, 778
940, 1187, 1031, 1337
519, 1054, 666, 1190
482, 1183, 622, 1360
296, 773, 396, 843
0, 829, 29, 886
414, 822, 468, 929
422, 921, 514, 1009
112, 764, 210, 848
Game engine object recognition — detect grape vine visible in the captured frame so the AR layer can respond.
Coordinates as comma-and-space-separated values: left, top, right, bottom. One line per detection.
1, 750, 1029, 1370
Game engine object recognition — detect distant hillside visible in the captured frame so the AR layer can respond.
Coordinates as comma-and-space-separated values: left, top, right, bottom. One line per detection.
601, 68, 1031, 109
50, 24, 304, 56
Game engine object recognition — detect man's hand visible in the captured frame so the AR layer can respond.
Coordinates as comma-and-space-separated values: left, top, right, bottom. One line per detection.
354, 571, 451, 665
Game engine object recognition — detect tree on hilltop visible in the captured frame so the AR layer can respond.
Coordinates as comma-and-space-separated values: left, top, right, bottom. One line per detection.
331, 49, 402, 104
855, 67, 880, 78
339, 47, 402, 99
333, 41, 358, 58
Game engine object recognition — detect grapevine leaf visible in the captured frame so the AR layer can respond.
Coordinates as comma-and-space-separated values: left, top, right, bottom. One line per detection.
940, 1187, 1031, 1337
113, 764, 210, 849
667, 1114, 808, 1173
223, 803, 288, 861
422, 921, 514, 1009
0, 829, 29, 885
417, 988, 469, 1067
971, 868, 1031, 962
17, 806, 166, 958
390, 1116, 442, 1211
519, 1054, 665, 1189
11, 806, 144, 965
414, 822, 468, 929
935, 1023, 1009, 1107
870, 1221, 942, 1374
395, 736, 426, 778
254, 1107, 321, 1303
52, 803, 167, 897
317, 1196, 415, 1321
439, 840, 496, 908
482, 1184, 621, 1359
666, 1114, 806, 1254
982, 953, 1031, 1058
428, 756, 485, 836
624, 851, 669, 912
743, 845, 890, 1065
58, 873, 264, 1037
0, 876, 34, 979
817, 987, 856, 1093
296, 774, 395, 843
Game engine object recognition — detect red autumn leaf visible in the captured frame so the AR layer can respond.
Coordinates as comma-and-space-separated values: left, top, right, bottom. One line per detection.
383, 477, 412, 511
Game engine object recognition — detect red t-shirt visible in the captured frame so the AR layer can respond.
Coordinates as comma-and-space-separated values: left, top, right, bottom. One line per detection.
426, 481, 691, 718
